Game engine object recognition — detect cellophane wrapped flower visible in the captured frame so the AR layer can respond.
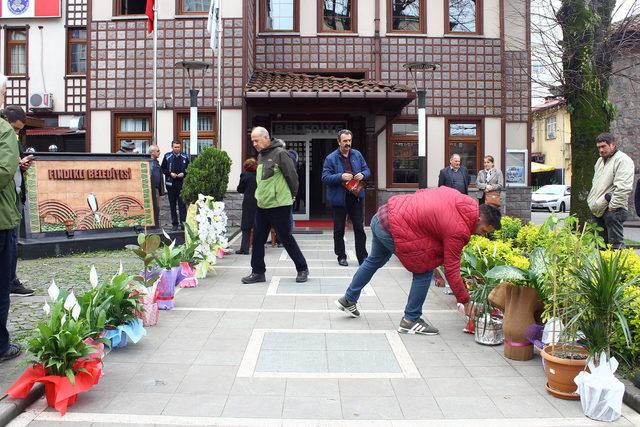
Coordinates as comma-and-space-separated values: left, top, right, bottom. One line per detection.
194, 194, 228, 265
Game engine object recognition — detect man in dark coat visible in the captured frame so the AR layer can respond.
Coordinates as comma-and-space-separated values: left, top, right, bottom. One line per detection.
160, 141, 189, 230
438, 153, 470, 195
321, 129, 370, 266
148, 145, 164, 226
635, 178, 640, 217
236, 158, 258, 254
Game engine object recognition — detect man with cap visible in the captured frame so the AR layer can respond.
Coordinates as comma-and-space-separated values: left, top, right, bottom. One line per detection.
117, 140, 136, 154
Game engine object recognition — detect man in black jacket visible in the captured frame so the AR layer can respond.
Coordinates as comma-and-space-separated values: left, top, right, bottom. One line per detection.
149, 145, 164, 227
160, 141, 189, 230
438, 153, 470, 195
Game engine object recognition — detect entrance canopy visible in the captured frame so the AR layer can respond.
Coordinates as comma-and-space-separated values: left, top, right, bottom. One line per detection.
532, 161, 556, 173
245, 70, 415, 113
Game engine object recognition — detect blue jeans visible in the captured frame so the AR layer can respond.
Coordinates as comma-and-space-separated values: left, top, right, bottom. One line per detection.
344, 214, 433, 322
0, 228, 17, 354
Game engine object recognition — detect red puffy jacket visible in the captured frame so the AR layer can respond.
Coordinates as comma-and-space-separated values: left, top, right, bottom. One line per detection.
386, 186, 479, 304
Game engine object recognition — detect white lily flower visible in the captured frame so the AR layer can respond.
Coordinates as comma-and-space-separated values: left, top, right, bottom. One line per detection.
90, 265, 99, 288
162, 229, 171, 240
43, 300, 51, 315
71, 303, 81, 321
61, 314, 67, 325
118, 261, 123, 275
64, 293, 78, 310
48, 281, 60, 300
169, 239, 176, 251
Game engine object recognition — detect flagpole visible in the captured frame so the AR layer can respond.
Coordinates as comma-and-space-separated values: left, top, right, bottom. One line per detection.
216, 0, 223, 149
152, 1, 158, 146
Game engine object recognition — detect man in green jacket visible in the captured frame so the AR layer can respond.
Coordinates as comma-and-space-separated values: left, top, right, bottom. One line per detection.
587, 132, 635, 249
0, 106, 22, 362
241, 127, 309, 284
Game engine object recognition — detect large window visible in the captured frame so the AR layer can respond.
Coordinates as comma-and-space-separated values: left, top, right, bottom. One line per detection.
261, 0, 298, 32
388, 0, 424, 33
388, 121, 419, 187
319, 0, 356, 32
5, 29, 28, 76
114, 0, 146, 15
546, 115, 557, 139
178, 0, 211, 14
177, 112, 216, 154
446, 120, 483, 184
67, 28, 87, 75
114, 114, 152, 153
446, 0, 481, 34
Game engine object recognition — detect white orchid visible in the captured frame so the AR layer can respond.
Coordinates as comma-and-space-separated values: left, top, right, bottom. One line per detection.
90, 265, 99, 288
64, 292, 78, 311
71, 302, 81, 321
48, 280, 60, 301
42, 300, 51, 315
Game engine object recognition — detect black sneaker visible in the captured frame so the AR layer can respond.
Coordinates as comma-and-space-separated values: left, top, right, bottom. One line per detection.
335, 296, 360, 318
338, 258, 349, 267
241, 272, 266, 284
295, 269, 309, 283
235, 249, 249, 255
0, 343, 22, 362
397, 317, 439, 335
10, 280, 35, 297
171, 224, 179, 231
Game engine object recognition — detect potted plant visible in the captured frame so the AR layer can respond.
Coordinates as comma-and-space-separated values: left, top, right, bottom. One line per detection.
6, 282, 102, 415
100, 271, 146, 348
154, 238, 183, 310
125, 232, 161, 287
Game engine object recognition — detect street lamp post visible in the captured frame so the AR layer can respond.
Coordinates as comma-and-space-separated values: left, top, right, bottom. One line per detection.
403, 62, 438, 189
176, 60, 211, 159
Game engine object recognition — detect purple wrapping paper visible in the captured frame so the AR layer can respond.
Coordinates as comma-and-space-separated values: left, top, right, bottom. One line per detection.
157, 267, 180, 310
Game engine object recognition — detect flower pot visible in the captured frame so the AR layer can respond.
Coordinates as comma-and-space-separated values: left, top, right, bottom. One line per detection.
177, 262, 198, 288
540, 344, 588, 400
103, 327, 129, 349
45, 382, 79, 409
157, 266, 180, 310
474, 314, 504, 346
489, 282, 544, 361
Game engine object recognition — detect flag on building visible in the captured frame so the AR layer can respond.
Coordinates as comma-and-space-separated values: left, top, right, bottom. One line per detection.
146, 0, 155, 33
206, 0, 219, 50
0, 0, 61, 18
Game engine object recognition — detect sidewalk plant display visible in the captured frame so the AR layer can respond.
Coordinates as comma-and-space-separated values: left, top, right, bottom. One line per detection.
77, 266, 113, 340
126, 233, 162, 287
100, 271, 145, 347
6, 282, 102, 415
185, 194, 229, 278
154, 238, 183, 310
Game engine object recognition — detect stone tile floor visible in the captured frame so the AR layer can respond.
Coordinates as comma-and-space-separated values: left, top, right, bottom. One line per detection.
7, 231, 640, 426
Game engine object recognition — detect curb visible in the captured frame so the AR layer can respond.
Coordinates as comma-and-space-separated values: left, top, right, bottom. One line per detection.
622, 378, 640, 414
0, 384, 44, 426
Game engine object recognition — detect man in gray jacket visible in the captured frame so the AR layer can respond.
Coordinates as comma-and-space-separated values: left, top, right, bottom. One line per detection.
587, 133, 635, 249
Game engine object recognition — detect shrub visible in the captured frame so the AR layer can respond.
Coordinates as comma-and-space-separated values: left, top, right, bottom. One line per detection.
181, 147, 232, 205
493, 216, 523, 242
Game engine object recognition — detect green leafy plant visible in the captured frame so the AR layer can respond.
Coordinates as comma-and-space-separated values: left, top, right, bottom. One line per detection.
154, 239, 183, 269
493, 216, 523, 242
77, 266, 113, 340
100, 272, 143, 328
27, 283, 93, 384
125, 233, 161, 287
179, 223, 203, 265
180, 147, 231, 205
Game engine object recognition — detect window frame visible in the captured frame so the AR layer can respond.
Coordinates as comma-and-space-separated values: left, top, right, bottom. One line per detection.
317, 0, 358, 33
112, 113, 153, 153
66, 27, 87, 76
545, 115, 557, 140
386, 118, 420, 189
387, 0, 426, 34
113, 0, 148, 16
5, 27, 29, 77
175, 110, 218, 154
444, 0, 483, 36
445, 118, 484, 187
176, 0, 211, 15
259, 0, 300, 33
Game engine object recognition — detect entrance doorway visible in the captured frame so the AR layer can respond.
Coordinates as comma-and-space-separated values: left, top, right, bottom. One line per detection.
310, 139, 335, 219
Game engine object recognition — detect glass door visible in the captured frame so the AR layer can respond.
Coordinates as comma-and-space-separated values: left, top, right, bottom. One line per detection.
286, 140, 310, 220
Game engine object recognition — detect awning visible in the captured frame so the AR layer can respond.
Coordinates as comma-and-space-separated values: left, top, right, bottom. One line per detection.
532, 162, 556, 173
25, 127, 84, 136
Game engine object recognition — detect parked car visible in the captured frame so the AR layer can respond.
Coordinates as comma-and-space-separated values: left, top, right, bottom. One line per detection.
531, 185, 571, 212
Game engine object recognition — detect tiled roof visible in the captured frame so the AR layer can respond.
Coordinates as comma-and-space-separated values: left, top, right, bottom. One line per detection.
246, 70, 413, 99
532, 97, 566, 113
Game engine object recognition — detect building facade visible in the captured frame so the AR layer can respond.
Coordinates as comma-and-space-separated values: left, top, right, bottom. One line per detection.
2, 0, 532, 223
531, 96, 571, 186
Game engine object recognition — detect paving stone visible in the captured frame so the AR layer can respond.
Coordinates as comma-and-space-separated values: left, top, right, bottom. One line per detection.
327, 350, 401, 373
325, 333, 392, 351
229, 378, 286, 396
176, 365, 238, 394
256, 350, 328, 372
435, 396, 503, 419
222, 395, 284, 418
390, 378, 432, 397
162, 393, 227, 416
261, 332, 326, 350
285, 379, 340, 398
104, 392, 171, 415
477, 376, 541, 397
282, 396, 342, 419
398, 395, 444, 419
339, 379, 395, 397
491, 394, 563, 418
426, 377, 485, 398
341, 396, 403, 419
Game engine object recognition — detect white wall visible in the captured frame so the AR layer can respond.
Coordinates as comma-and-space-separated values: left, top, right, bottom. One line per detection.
221, 109, 244, 190
221, 0, 243, 18
91, 0, 111, 20
484, 0, 501, 39
300, 0, 317, 36
90, 111, 112, 153
156, 110, 174, 155
358, 0, 376, 36
427, 117, 445, 188
159, 0, 175, 19
376, 115, 387, 188
504, 0, 527, 50
506, 122, 528, 150
484, 118, 502, 170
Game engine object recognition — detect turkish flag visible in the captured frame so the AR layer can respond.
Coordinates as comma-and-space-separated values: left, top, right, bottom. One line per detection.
146, 0, 154, 33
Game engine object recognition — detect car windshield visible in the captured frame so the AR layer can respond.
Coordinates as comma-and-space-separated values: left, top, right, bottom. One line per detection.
535, 185, 565, 195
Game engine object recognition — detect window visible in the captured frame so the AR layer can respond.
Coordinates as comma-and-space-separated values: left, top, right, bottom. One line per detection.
114, 0, 146, 15
261, 0, 298, 31
388, 0, 424, 33
178, 0, 211, 14
319, 0, 356, 32
446, 0, 481, 34
114, 114, 152, 153
5, 29, 28, 76
177, 112, 217, 154
446, 120, 482, 184
67, 28, 87, 75
387, 121, 419, 187
546, 115, 556, 139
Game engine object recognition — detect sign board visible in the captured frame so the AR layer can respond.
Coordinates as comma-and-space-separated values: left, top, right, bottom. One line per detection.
505, 149, 528, 187
271, 122, 347, 136
24, 154, 156, 236
0, 0, 62, 18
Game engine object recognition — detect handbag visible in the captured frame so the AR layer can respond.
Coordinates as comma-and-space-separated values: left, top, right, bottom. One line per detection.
485, 191, 501, 206
343, 179, 366, 197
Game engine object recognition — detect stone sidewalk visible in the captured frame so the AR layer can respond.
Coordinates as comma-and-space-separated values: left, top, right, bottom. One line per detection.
8, 231, 640, 426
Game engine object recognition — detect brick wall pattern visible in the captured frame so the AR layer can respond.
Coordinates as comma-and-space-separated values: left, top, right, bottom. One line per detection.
504, 51, 530, 122
66, 0, 88, 27
6, 78, 28, 110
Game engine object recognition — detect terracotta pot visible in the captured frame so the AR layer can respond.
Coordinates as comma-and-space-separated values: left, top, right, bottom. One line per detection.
540, 345, 588, 400
488, 283, 544, 360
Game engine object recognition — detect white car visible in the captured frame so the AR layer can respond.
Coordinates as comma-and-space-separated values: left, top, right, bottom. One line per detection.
531, 185, 571, 212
